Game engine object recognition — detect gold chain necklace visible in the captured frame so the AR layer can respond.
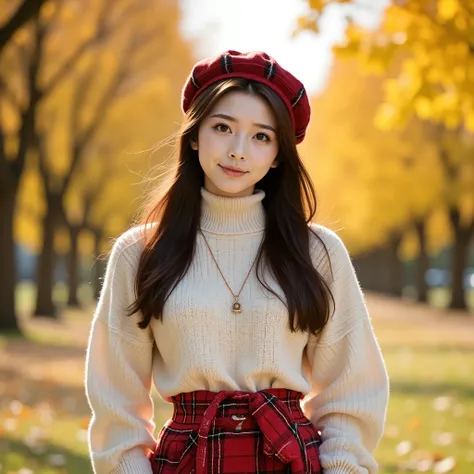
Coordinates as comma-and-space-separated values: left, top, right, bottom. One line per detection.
199, 228, 263, 314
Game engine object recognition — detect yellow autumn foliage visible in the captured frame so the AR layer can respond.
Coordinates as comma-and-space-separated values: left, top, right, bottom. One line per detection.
10, 0, 195, 255
301, 58, 444, 256
299, 0, 474, 131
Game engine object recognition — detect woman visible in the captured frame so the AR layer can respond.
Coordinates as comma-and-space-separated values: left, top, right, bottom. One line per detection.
85, 50, 389, 474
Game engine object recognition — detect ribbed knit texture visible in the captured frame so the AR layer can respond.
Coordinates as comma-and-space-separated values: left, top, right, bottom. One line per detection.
84, 186, 389, 474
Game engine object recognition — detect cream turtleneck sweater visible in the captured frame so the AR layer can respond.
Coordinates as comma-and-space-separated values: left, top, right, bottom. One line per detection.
85, 186, 389, 474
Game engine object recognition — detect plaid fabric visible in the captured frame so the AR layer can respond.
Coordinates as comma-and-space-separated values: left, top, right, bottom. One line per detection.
149, 388, 322, 474
181, 50, 311, 144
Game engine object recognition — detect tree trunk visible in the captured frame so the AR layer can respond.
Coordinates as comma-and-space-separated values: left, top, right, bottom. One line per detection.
354, 245, 398, 293
0, 183, 21, 332
0, 8, 42, 330
448, 208, 473, 311
33, 200, 63, 318
450, 229, 471, 310
354, 251, 379, 291
388, 233, 404, 296
414, 219, 429, 303
67, 225, 81, 307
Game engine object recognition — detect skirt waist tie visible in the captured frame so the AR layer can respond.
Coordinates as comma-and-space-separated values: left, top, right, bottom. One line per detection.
194, 390, 312, 474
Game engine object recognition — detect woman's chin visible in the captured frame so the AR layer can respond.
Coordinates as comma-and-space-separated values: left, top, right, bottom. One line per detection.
204, 178, 255, 198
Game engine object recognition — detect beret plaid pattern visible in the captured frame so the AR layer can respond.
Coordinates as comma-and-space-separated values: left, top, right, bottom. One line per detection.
181, 50, 311, 144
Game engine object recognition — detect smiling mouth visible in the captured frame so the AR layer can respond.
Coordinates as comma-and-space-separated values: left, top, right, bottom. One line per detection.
219, 165, 248, 176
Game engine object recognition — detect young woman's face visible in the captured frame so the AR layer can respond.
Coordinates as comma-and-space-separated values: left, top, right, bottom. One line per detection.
191, 90, 279, 197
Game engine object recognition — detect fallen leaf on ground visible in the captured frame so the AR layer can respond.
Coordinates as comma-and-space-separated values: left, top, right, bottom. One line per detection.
433, 456, 456, 473
396, 440, 413, 456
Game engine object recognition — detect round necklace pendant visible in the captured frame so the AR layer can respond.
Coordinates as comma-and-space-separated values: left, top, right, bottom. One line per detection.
232, 299, 242, 314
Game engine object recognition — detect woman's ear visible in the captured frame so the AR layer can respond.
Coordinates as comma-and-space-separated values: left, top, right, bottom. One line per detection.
190, 138, 198, 150
270, 159, 279, 168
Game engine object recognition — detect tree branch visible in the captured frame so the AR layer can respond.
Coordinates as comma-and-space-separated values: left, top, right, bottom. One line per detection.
73, 30, 143, 157
64, 68, 124, 195
0, 123, 9, 186
41, 2, 110, 96
70, 56, 98, 138
61, 1, 164, 196
36, 130, 50, 191
42, 0, 150, 97
0, 74, 21, 110
0, 0, 47, 54
12, 15, 45, 181
83, 160, 120, 219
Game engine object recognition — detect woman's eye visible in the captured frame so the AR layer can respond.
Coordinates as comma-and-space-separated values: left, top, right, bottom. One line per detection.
214, 123, 230, 133
255, 132, 270, 142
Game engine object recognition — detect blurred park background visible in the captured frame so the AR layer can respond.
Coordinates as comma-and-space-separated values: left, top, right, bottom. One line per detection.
0, 0, 473, 473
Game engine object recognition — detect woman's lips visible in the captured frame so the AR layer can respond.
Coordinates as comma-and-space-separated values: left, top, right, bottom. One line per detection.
219, 165, 248, 177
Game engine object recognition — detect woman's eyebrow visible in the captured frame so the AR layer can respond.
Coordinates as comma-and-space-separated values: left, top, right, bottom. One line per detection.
210, 113, 276, 133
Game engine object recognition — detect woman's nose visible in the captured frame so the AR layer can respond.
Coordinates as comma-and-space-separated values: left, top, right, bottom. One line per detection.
228, 135, 247, 160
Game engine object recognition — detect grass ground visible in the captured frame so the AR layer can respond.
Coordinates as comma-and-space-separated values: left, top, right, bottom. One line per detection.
0, 288, 473, 474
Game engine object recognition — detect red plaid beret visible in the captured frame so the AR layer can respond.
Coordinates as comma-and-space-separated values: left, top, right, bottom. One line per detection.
181, 50, 311, 144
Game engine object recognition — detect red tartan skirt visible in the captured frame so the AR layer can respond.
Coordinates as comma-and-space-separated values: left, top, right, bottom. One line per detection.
148, 388, 322, 474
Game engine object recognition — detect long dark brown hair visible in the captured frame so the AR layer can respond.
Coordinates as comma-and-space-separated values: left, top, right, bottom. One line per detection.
125, 77, 334, 336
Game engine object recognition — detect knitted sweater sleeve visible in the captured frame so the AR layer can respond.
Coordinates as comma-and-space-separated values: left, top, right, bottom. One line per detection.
302, 227, 390, 474
84, 233, 156, 474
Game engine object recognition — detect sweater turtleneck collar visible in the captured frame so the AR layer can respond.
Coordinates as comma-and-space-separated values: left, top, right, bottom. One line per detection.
199, 186, 266, 235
